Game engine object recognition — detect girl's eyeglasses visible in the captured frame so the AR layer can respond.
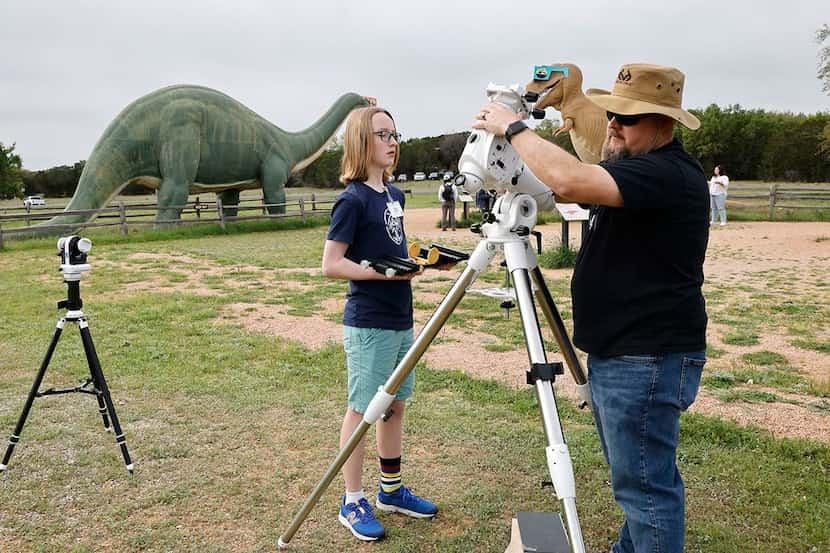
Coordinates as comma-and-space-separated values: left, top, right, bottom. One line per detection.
373, 131, 402, 143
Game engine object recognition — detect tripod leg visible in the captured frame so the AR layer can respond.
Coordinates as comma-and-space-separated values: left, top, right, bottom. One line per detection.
83, 335, 111, 431
78, 319, 134, 473
505, 242, 586, 553
278, 240, 496, 548
528, 263, 590, 407
1, 319, 65, 471
78, 320, 111, 430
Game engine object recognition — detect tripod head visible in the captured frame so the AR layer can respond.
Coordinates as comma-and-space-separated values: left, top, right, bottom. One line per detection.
476, 191, 539, 243
56, 236, 92, 313
454, 78, 557, 212
57, 235, 92, 282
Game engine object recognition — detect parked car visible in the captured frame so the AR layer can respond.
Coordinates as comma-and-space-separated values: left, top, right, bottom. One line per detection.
397, 174, 408, 182
23, 195, 46, 208
413, 172, 426, 181
428, 172, 439, 179
443, 171, 455, 180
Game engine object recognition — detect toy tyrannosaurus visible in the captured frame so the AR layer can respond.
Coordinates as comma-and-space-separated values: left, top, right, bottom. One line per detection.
525, 63, 606, 164
38, 85, 369, 232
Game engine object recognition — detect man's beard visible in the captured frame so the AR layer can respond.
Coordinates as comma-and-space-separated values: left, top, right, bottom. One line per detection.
601, 136, 631, 162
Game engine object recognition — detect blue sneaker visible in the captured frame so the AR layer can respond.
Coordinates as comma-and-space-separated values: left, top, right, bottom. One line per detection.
376, 485, 438, 518
338, 496, 386, 541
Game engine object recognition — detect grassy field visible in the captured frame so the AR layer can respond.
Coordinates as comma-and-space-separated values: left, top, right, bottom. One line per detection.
0, 223, 828, 553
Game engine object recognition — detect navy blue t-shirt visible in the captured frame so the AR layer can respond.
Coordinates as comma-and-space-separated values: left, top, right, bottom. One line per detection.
327, 181, 412, 330
570, 138, 709, 356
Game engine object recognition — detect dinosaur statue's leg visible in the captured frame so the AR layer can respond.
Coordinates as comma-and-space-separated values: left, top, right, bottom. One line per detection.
261, 156, 288, 215
218, 189, 241, 217
156, 102, 201, 224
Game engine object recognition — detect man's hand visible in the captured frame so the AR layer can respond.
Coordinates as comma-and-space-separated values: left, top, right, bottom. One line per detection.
472, 102, 522, 136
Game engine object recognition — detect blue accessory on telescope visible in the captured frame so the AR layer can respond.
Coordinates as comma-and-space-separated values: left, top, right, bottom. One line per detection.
533, 65, 569, 80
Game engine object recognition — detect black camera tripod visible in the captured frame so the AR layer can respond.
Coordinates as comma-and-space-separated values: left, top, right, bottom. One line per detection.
279, 192, 590, 552
0, 272, 133, 473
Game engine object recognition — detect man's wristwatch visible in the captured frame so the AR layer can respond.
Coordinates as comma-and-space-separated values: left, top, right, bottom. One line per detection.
504, 120, 529, 143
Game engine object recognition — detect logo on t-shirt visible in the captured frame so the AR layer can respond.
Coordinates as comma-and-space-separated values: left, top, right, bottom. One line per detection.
384, 208, 403, 245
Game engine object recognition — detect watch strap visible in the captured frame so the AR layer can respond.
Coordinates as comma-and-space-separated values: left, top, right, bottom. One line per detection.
505, 120, 529, 143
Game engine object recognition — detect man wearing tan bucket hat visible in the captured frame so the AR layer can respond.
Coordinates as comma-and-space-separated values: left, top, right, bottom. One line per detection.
475, 63, 709, 553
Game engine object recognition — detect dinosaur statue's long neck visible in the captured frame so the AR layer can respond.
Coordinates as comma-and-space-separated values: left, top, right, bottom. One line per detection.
277, 93, 368, 172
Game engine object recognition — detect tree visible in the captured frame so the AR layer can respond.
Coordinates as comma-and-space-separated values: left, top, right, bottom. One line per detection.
817, 24, 830, 94
20, 161, 85, 197
300, 138, 344, 188
437, 132, 468, 171
0, 142, 24, 199
820, 120, 830, 160
534, 118, 577, 157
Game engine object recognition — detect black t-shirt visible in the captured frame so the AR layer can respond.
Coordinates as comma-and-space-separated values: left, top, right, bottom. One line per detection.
327, 181, 412, 330
570, 139, 709, 356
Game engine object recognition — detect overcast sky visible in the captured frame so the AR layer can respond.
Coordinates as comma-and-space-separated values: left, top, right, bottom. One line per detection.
2, 1, 828, 170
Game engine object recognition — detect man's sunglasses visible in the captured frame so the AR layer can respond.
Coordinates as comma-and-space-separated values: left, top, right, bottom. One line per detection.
373, 130, 402, 143
606, 111, 649, 126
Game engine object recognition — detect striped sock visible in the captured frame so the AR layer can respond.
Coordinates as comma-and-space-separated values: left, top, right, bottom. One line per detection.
379, 456, 402, 494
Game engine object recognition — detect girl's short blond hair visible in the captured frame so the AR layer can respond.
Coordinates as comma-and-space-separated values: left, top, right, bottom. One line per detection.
339, 107, 399, 185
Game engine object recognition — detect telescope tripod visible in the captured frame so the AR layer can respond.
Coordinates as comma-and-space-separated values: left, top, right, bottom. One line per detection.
279, 193, 589, 552
0, 277, 133, 473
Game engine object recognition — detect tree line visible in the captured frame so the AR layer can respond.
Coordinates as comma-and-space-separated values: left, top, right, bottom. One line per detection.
3, 105, 829, 199
675, 105, 830, 181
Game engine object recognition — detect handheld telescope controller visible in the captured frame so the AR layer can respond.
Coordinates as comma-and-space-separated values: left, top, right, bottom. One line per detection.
454, 83, 556, 212
57, 235, 92, 279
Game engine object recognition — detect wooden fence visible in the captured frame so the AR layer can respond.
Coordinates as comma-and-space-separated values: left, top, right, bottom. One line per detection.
724, 185, 830, 219
1, 185, 826, 247
0, 193, 342, 248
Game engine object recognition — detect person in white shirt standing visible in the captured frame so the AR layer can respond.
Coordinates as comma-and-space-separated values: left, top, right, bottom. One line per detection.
709, 164, 729, 225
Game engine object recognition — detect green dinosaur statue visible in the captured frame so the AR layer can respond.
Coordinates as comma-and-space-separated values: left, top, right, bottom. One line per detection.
525, 63, 606, 164
37, 85, 369, 232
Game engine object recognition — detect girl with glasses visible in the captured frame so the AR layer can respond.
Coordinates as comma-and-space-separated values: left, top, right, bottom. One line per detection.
322, 107, 438, 542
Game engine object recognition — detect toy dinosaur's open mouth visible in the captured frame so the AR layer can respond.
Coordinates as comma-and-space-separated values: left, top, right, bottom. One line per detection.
534, 79, 560, 104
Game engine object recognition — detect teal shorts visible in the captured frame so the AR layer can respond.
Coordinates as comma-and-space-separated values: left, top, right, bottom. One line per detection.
343, 326, 415, 413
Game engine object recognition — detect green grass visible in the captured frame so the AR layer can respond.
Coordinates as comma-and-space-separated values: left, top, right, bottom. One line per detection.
741, 350, 788, 365
1, 225, 829, 552
721, 330, 760, 346
538, 244, 578, 269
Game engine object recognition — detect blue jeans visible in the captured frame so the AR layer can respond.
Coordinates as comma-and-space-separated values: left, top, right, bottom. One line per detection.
710, 194, 726, 224
589, 352, 705, 553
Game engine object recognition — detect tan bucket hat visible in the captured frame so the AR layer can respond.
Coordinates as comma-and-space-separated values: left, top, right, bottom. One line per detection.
586, 63, 700, 130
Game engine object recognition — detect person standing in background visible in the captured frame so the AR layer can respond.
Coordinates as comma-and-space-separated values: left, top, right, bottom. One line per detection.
709, 164, 729, 225
437, 174, 458, 231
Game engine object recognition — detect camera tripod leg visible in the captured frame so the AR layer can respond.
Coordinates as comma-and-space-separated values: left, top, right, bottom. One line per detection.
278, 241, 496, 549
529, 265, 590, 407
0, 320, 65, 472
79, 321, 111, 431
79, 319, 134, 473
505, 242, 585, 553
